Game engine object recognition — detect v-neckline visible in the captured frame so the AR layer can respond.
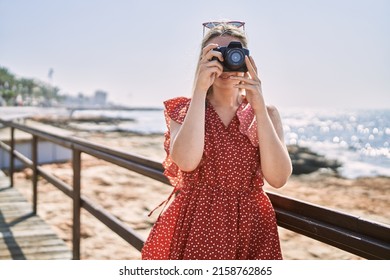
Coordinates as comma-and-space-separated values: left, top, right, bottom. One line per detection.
206, 100, 244, 129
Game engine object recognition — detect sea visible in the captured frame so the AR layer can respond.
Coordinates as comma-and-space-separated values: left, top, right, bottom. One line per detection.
1, 106, 389, 179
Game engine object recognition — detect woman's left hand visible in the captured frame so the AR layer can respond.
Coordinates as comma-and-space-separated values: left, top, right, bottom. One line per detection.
231, 56, 266, 113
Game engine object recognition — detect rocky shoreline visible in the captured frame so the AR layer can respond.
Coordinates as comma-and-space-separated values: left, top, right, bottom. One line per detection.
288, 145, 342, 175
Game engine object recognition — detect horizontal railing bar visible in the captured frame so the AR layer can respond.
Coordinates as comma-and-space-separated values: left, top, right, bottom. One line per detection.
2, 119, 163, 172
275, 208, 390, 259
1, 120, 73, 149
268, 192, 390, 243
13, 149, 33, 169
0, 141, 11, 152
0, 140, 34, 169
72, 142, 169, 184
1, 131, 71, 200
81, 195, 145, 252
1, 120, 168, 183
37, 166, 74, 199
70, 137, 164, 172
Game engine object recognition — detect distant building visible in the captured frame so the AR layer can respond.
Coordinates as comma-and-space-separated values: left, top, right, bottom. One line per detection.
61, 90, 108, 108
93, 90, 107, 106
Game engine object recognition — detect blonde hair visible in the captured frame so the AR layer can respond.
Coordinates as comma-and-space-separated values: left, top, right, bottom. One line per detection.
195, 23, 248, 95
202, 23, 248, 49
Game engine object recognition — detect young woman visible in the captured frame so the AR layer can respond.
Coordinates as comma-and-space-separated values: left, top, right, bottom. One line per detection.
142, 21, 292, 260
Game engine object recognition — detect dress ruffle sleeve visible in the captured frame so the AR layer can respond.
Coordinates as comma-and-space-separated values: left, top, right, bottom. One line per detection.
237, 102, 259, 147
148, 97, 191, 217
162, 97, 191, 189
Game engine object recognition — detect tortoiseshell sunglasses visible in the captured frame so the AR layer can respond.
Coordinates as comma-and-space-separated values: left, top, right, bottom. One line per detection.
202, 21, 245, 36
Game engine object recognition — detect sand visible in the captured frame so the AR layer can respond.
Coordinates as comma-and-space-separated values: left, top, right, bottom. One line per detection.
12, 132, 390, 260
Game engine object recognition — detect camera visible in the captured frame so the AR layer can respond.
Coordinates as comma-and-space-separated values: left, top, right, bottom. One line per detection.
213, 41, 249, 72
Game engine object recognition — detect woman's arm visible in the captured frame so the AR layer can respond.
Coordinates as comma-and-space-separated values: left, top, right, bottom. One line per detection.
169, 94, 206, 172
255, 105, 292, 188
170, 43, 224, 172
232, 56, 292, 188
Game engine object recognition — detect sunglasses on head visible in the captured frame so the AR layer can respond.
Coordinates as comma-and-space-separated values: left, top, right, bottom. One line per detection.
202, 21, 245, 36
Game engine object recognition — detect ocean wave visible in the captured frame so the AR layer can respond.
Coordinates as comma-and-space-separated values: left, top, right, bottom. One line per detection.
282, 108, 389, 178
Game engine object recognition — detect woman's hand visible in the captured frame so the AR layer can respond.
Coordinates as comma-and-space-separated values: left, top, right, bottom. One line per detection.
194, 43, 224, 94
231, 56, 266, 112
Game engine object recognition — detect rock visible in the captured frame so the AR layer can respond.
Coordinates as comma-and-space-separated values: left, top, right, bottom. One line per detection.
287, 145, 342, 175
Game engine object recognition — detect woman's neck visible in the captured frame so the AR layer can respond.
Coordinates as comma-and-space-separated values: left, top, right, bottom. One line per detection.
208, 89, 242, 109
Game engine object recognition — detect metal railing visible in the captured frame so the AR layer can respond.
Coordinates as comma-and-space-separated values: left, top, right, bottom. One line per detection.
0, 119, 389, 260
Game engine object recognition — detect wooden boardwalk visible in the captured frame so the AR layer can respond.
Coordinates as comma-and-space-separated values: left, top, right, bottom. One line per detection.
0, 175, 72, 260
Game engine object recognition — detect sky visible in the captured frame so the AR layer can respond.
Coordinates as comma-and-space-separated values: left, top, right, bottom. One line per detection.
0, 0, 389, 109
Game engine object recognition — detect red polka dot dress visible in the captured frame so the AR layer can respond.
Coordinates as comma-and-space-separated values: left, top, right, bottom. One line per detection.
141, 97, 282, 260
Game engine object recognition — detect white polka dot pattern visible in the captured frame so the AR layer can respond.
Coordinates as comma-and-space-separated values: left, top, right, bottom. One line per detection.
141, 97, 282, 260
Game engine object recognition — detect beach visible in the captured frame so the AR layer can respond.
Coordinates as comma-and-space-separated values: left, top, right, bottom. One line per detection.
11, 131, 390, 260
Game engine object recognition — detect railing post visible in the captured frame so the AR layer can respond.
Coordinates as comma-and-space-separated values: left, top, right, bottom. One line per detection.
32, 135, 38, 214
72, 149, 81, 260
9, 127, 15, 187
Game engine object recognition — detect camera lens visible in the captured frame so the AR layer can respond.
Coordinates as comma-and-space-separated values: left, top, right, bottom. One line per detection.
231, 52, 243, 63
226, 49, 245, 70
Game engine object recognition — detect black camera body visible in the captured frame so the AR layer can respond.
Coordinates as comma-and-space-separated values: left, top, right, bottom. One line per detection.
213, 41, 249, 72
